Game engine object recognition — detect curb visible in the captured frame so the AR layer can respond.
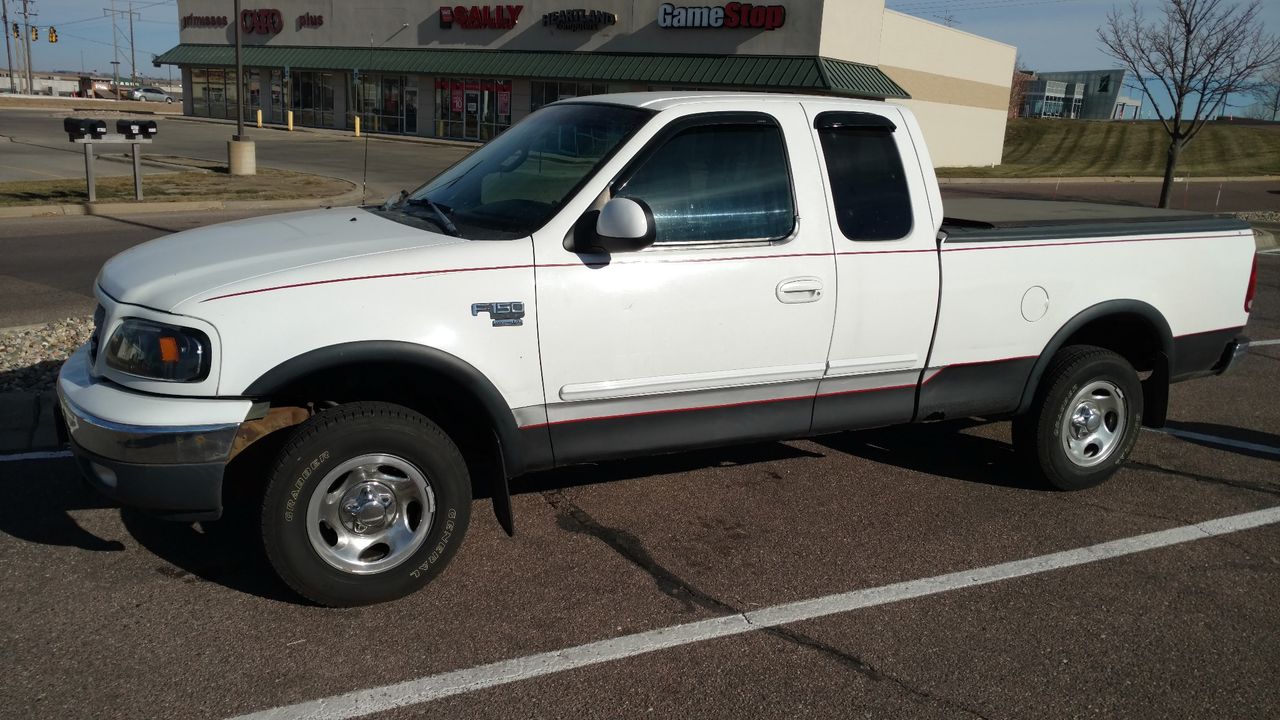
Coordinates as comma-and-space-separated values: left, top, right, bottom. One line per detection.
1255, 227, 1278, 251
939, 175, 1280, 184
165, 114, 480, 150
0, 184, 365, 218
0, 390, 61, 456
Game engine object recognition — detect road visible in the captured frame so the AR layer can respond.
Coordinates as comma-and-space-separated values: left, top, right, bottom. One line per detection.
0, 256, 1276, 719
0, 108, 470, 202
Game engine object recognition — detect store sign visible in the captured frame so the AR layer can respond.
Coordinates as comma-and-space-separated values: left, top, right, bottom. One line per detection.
542, 9, 617, 31
241, 8, 284, 34
657, 3, 786, 31
297, 12, 324, 30
180, 14, 228, 29
439, 5, 525, 29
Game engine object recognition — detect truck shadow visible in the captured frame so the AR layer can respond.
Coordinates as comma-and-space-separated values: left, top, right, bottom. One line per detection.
808, 421, 1051, 491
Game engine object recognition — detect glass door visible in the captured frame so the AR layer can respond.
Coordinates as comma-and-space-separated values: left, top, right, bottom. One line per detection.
464, 91, 481, 140
404, 88, 418, 134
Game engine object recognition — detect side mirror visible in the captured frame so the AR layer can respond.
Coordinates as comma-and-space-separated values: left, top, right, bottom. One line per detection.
567, 197, 655, 254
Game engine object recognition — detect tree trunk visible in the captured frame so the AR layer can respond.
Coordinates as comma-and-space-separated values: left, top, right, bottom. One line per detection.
1157, 139, 1182, 209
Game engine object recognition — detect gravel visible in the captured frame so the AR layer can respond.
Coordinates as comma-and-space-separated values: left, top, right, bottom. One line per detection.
1236, 210, 1280, 224
0, 317, 93, 393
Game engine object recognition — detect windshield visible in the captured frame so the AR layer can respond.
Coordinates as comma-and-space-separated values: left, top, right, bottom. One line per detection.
373, 102, 653, 240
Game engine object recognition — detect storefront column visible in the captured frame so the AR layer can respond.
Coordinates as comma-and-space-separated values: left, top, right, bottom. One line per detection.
332, 72, 348, 130
181, 66, 193, 116
511, 79, 531, 125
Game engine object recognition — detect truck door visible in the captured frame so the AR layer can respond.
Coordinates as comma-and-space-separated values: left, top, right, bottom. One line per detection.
801, 103, 943, 432
532, 104, 839, 464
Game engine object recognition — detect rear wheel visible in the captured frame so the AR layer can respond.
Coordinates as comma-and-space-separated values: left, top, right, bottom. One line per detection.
1013, 345, 1143, 490
261, 401, 471, 606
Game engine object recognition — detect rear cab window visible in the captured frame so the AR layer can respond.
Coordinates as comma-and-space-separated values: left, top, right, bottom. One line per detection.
814, 111, 913, 242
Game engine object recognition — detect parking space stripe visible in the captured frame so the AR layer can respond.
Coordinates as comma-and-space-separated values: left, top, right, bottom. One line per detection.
1250, 338, 1280, 347
0, 449, 72, 463
1146, 427, 1280, 457
230, 506, 1280, 720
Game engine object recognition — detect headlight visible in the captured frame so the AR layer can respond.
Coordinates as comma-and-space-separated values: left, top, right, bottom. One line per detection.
104, 318, 211, 382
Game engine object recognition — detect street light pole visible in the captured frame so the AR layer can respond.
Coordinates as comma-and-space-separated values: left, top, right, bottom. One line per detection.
21, 0, 33, 95
227, 0, 255, 175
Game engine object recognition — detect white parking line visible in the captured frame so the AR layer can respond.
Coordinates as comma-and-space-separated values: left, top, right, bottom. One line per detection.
1147, 427, 1280, 457
1250, 338, 1280, 347
230, 506, 1280, 720
0, 449, 72, 463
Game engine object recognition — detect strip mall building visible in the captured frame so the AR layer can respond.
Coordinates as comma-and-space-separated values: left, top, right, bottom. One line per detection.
158, 1, 1016, 166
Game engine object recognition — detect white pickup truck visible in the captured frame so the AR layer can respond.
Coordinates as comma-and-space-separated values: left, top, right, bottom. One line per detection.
58, 93, 1257, 606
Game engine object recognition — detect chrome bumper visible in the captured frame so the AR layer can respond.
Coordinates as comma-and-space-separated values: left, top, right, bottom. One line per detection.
57, 392, 241, 465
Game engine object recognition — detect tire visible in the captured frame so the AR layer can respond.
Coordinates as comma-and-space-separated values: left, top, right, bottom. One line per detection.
261, 401, 471, 606
165, 97, 173, 103
1013, 345, 1143, 491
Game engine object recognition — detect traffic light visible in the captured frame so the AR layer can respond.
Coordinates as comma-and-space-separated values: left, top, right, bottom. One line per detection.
10, 23, 17, 40
48, 26, 57, 43
30, 25, 37, 41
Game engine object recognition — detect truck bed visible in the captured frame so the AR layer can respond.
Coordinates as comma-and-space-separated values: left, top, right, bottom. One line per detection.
941, 198, 1252, 243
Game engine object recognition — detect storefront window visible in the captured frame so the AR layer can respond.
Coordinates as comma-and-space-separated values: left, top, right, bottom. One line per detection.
352, 73, 413, 133
292, 71, 335, 128
191, 68, 208, 116
531, 80, 608, 112
434, 78, 512, 141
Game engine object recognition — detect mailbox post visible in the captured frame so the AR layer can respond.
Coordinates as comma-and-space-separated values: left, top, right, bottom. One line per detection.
64, 117, 157, 202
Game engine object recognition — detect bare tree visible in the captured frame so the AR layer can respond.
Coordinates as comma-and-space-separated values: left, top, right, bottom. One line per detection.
1098, 0, 1280, 207
1247, 63, 1280, 121
1009, 54, 1034, 119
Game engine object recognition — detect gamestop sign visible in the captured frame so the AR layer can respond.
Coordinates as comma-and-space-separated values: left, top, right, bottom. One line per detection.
657, 3, 786, 30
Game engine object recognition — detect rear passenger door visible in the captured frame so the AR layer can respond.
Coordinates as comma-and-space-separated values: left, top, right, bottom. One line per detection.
533, 104, 838, 464
803, 104, 943, 432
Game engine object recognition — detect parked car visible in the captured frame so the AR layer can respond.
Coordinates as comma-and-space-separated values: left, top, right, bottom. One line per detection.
128, 86, 173, 103
57, 93, 1257, 606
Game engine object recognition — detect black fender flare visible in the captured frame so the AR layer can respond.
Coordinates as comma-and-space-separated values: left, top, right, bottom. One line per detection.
242, 341, 521, 530
1015, 300, 1174, 421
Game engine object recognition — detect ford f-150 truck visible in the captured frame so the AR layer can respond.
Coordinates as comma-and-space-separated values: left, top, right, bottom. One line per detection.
58, 93, 1257, 606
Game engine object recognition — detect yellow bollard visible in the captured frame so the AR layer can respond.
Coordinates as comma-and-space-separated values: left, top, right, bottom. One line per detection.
256, 109, 262, 128
287, 110, 294, 131
354, 116, 361, 137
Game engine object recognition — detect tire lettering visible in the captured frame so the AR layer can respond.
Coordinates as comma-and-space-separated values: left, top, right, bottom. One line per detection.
283, 450, 330, 522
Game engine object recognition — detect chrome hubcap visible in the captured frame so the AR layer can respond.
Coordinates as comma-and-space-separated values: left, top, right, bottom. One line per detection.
306, 454, 435, 575
1061, 381, 1126, 468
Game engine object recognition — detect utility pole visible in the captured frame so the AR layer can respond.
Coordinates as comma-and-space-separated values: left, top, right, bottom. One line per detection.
21, 0, 32, 95
107, 1, 118, 94
2, 0, 16, 94
127, 1, 135, 85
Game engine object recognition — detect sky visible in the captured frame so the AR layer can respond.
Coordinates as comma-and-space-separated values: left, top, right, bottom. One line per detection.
7, 0, 1280, 111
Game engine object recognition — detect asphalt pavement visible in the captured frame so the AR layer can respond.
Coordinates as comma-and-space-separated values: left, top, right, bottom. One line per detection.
0, 251, 1278, 719
0, 108, 471, 202
1, 106, 1278, 719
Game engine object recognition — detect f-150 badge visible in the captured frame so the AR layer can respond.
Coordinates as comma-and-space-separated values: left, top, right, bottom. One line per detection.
471, 301, 525, 327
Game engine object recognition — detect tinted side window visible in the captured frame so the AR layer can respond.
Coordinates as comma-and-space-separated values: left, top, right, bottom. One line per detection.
818, 129, 912, 241
616, 123, 794, 244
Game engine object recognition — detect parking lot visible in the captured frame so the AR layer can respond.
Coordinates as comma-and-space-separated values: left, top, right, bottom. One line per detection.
1, 233, 1277, 717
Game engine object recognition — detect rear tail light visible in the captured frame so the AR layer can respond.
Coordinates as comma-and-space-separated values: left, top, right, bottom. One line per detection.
1245, 256, 1258, 313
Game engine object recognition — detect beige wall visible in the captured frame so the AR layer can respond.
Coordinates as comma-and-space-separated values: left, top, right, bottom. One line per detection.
816, 1, 882, 66
879, 10, 1015, 167
898, 99, 1008, 167
177, 0, 824, 56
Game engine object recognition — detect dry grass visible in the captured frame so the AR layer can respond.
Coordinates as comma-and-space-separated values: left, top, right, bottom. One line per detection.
0, 95, 180, 114
939, 119, 1280, 177
0, 162, 353, 206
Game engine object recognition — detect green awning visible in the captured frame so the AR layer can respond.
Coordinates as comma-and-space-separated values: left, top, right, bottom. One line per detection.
155, 44, 909, 100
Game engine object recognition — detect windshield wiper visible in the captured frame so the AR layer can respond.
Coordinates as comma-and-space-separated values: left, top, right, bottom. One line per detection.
404, 196, 459, 237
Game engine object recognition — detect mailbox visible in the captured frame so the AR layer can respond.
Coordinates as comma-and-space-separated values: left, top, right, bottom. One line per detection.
116, 119, 158, 140
64, 117, 108, 141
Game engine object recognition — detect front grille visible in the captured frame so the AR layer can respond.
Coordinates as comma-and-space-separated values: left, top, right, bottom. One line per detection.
88, 305, 105, 363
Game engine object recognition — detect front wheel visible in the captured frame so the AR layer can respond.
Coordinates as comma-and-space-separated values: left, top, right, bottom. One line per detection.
261, 401, 471, 606
1013, 345, 1143, 490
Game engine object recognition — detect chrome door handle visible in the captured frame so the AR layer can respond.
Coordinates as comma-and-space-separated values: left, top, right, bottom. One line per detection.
777, 277, 823, 303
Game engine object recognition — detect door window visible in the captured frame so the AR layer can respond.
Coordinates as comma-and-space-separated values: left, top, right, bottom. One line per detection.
614, 120, 794, 244
817, 126, 912, 241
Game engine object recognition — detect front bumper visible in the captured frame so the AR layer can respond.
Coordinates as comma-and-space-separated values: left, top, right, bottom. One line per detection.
57, 345, 251, 521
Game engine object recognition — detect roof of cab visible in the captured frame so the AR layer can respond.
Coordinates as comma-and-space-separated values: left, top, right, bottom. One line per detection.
560, 91, 897, 113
